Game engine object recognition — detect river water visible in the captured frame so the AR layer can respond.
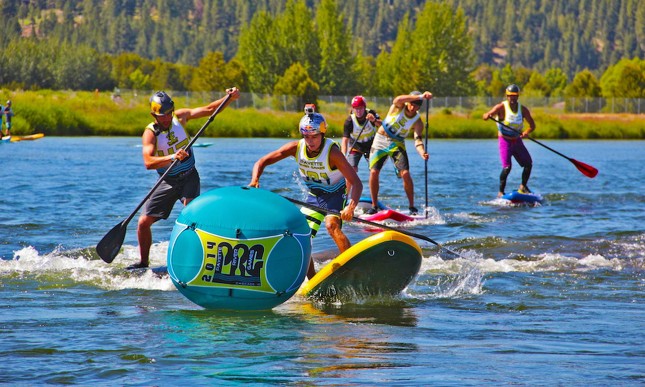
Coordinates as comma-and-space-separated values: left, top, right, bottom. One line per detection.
1, 137, 643, 385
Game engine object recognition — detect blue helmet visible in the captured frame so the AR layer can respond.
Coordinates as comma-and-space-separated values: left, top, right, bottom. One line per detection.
299, 112, 327, 135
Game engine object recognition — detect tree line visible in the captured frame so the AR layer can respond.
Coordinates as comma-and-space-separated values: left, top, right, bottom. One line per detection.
0, 0, 643, 107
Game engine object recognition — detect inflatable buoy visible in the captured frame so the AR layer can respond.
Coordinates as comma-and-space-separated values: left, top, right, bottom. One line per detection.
167, 186, 311, 310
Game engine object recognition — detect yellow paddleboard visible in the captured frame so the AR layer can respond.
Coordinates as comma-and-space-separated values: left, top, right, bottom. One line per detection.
10, 133, 45, 142
299, 231, 422, 303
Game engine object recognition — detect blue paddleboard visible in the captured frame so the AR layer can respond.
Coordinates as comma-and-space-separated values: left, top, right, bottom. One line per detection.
502, 190, 544, 204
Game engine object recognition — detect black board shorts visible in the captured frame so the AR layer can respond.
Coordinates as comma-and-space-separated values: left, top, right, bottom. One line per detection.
143, 169, 200, 219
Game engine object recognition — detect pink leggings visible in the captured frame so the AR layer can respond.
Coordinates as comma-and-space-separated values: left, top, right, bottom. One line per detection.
499, 136, 532, 168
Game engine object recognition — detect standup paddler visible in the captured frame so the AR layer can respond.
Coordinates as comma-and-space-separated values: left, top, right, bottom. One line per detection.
483, 84, 536, 197
129, 88, 240, 270
365, 91, 432, 216
249, 104, 363, 279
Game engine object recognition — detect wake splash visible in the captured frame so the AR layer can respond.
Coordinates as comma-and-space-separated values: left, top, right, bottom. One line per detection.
405, 241, 645, 300
2, 236, 642, 305
0, 243, 174, 291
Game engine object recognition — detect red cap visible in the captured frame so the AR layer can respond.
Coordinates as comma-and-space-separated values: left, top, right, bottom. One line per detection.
351, 96, 366, 108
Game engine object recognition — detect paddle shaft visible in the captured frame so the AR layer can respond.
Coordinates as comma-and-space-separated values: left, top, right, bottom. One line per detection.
285, 196, 465, 259
424, 100, 429, 218
96, 92, 233, 263
345, 126, 365, 157
490, 117, 570, 159
345, 113, 373, 157
490, 117, 598, 178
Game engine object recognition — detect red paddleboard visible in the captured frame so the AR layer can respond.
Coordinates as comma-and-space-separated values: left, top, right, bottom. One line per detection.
361, 209, 414, 222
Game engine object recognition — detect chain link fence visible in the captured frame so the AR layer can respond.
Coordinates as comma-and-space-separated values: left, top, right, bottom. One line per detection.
112, 89, 644, 115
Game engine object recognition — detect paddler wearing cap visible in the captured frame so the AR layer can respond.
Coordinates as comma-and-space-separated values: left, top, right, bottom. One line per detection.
483, 84, 536, 197
129, 88, 240, 270
365, 91, 433, 216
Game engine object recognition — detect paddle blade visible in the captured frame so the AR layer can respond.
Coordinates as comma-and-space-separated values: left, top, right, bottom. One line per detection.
96, 221, 128, 263
571, 159, 598, 178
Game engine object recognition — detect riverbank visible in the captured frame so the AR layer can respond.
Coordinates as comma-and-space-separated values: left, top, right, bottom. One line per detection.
2, 90, 643, 139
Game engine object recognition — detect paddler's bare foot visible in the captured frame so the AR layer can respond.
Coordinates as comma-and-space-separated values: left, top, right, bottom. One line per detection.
497, 192, 505, 198
126, 262, 149, 270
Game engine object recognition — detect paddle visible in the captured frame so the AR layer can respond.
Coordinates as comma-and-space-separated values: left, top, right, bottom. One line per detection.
424, 99, 429, 218
345, 125, 366, 157
285, 196, 467, 260
490, 117, 598, 178
96, 92, 234, 263
344, 110, 373, 157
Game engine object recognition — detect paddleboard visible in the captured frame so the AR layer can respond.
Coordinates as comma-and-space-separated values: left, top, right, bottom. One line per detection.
361, 209, 415, 222
299, 231, 422, 303
10, 133, 45, 142
0, 136, 10, 143
192, 142, 213, 148
356, 196, 388, 211
501, 190, 544, 205
126, 265, 169, 278
357, 196, 422, 223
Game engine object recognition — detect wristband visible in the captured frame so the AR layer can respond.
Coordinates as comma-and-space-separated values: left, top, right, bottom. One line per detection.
170, 154, 176, 161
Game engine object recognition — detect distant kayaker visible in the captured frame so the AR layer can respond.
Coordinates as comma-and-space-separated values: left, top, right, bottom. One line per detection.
0, 101, 8, 137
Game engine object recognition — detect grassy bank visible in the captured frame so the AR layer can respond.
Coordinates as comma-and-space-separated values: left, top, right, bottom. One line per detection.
3, 90, 644, 139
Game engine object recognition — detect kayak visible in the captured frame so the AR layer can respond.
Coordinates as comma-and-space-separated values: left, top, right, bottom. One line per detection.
10, 133, 45, 142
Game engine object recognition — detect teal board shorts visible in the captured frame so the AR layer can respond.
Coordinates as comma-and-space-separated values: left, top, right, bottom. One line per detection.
369, 132, 410, 175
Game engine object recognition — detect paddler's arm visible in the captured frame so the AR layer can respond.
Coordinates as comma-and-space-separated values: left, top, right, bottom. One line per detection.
341, 136, 350, 155
174, 87, 240, 125
520, 105, 536, 138
340, 117, 353, 155
329, 145, 363, 221
141, 129, 189, 170
249, 141, 298, 188
392, 91, 432, 109
482, 103, 504, 121
412, 120, 429, 161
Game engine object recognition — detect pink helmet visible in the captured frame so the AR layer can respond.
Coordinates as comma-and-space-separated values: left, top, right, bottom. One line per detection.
351, 96, 366, 108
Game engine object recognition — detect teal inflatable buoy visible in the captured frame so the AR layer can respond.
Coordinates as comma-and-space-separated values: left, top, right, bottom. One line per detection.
167, 186, 311, 310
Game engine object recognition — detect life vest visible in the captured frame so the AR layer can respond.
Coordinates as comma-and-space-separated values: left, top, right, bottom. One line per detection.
497, 100, 523, 137
349, 113, 376, 143
381, 108, 420, 140
296, 138, 345, 195
146, 116, 195, 176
